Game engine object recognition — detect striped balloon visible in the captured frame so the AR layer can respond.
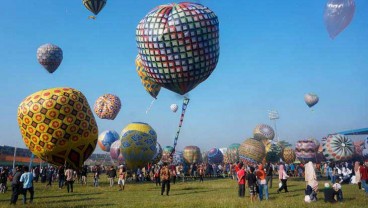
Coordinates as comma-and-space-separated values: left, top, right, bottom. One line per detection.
83, 0, 107, 15
253, 124, 275, 142
239, 138, 265, 164
295, 140, 317, 163
323, 134, 355, 162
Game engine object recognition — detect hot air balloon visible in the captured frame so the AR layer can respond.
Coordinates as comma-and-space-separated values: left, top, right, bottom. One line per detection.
323, 134, 355, 161
282, 147, 296, 164
17, 87, 98, 170
110, 140, 124, 165
83, 0, 107, 16
170, 104, 178, 113
183, 146, 201, 164
239, 138, 266, 164
94, 94, 121, 120
98, 130, 119, 152
253, 124, 275, 143
226, 143, 240, 163
304, 93, 319, 108
120, 122, 157, 169
161, 146, 174, 164
324, 0, 355, 39
295, 140, 318, 163
135, 55, 161, 99
136, 2, 220, 95
208, 148, 224, 164
151, 142, 163, 164
37, 44, 63, 73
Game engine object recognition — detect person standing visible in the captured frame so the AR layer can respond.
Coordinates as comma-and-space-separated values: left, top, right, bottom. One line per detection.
265, 162, 273, 188
107, 166, 117, 187
58, 166, 65, 189
237, 163, 245, 197
246, 166, 257, 202
277, 164, 289, 193
10, 166, 22, 205
46, 167, 54, 187
256, 164, 268, 200
19, 166, 34, 204
93, 167, 100, 187
360, 160, 368, 195
160, 163, 171, 196
354, 161, 361, 189
81, 166, 87, 186
118, 165, 126, 191
305, 161, 318, 192
154, 166, 161, 186
198, 164, 205, 183
65, 166, 75, 193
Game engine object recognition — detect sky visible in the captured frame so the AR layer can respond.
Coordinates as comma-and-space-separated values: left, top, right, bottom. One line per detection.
0, 0, 367, 154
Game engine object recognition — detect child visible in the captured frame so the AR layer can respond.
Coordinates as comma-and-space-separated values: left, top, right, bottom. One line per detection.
246, 166, 257, 202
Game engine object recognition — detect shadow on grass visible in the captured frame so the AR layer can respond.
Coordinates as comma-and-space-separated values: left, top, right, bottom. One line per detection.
173, 189, 215, 196
34, 192, 103, 199
43, 197, 101, 204
181, 186, 205, 191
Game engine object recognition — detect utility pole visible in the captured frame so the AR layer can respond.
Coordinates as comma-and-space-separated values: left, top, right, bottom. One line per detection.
268, 110, 280, 143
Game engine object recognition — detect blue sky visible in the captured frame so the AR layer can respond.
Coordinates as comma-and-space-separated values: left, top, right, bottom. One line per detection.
1, 0, 367, 153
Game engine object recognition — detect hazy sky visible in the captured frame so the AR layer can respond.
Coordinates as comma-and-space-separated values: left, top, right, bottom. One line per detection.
1, 0, 367, 154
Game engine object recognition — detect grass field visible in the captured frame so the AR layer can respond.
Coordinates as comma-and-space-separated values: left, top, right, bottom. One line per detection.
0, 176, 367, 208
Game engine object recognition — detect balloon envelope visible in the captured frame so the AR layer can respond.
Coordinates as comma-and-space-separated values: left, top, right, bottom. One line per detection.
161, 146, 174, 164
183, 146, 201, 164
17, 87, 98, 170
324, 0, 355, 39
120, 122, 157, 169
151, 142, 163, 164
304, 93, 319, 108
37, 43, 63, 73
136, 2, 220, 95
135, 55, 161, 99
253, 124, 275, 142
208, 148, 223, 164
83, 0, 107, 15
94, 94, 121, 120
170, 104, 178, 113
282, 147, 296, 164
226, 143, 240, 163
98, 130, 119, 152
295, 140, 317, 163
239, 138, 265, 164
323, 134, 354, 161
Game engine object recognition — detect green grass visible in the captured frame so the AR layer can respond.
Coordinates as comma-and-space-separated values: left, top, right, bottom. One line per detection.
0, 176, 367, 207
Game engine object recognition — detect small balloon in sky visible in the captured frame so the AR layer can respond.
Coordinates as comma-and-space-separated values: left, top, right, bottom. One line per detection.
170, 104, 178, 113
324, 0, 355, 39
37, 43, 63, 73
304, 93, 319, 108
83, 0, 107, 17
94, 94, 121, 120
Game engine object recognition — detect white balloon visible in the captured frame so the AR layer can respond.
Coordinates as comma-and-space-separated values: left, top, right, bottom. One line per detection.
170, 104, 178, 113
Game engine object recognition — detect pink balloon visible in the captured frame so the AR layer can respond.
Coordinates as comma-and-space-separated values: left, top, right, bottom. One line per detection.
324, 0, 355, 39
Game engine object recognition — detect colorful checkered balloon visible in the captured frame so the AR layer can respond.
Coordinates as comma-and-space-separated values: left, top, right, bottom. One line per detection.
17, 87, 98, 169
94, 94, 121, 120
37, 43, 63, 73
136, 55, 161, 99
136, 2, 220, 95
120, 122, 157, 169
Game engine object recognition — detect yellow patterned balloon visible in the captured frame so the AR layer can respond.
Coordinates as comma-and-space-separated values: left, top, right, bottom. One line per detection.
135, 55, 161, 99
120, 122, 157, 169
17, 87, 98, 169
282, 147, 296, 164
239, 138, 265, 164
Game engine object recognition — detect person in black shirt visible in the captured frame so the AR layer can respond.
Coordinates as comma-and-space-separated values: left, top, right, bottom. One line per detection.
10, 166, 22, 205
246, 166, 257, 202
266, 163, 273, 188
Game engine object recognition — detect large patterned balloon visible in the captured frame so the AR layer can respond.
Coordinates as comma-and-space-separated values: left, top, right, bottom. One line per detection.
120, 122, 157, 169
324, 0, 355, 39
323, 134, 355, 161
295, 140, 317, 163
282, 147, 296, 164
98, 130, 119, 152
94, 94, 121, 120
83, 0, 107, 15
161, 146, 174, 164
304, 93, 319, 108
110, 140, 124, 165
37, 44, 63, 73
17, 87, 98, 169
136, 2, 220, 95
208, 148, 223, 164
151, 142, 163, 164
226, 143, 240, 163
183, 146, 201, 164
136, 55, 161, 99
239, 138, 265, 164
253, 124, 275, 142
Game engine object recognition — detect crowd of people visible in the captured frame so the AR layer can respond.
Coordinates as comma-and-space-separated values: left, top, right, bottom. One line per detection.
1, 158, 367, 205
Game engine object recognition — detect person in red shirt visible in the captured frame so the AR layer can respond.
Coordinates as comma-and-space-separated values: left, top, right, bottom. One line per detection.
360, 160, 368, 195
237, 163, 246, 197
